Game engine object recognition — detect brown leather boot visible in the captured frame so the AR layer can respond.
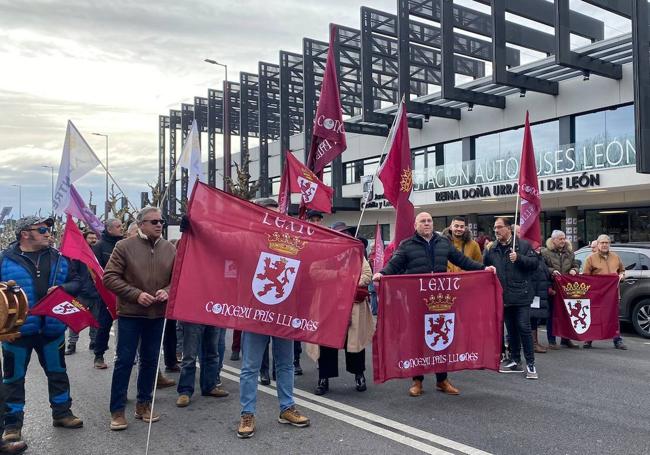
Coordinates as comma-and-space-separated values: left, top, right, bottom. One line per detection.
533, 331, 547, 353
110, 411, 128, 431
156, 371, 176, 389
134, 402, 160, 423
436, 379, 460, 395
408, 379, 423, 397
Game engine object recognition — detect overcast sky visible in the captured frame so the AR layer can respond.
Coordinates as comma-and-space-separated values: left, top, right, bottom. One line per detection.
0, 0, 631, 219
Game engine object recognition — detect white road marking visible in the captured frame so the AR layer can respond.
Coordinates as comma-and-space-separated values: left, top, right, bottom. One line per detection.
221, 364, 491, 455
219, 371, 455, 455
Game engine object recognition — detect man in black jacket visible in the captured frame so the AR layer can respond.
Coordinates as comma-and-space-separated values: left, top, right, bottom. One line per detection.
91, 218, 123, 369
373, 212, 494, 397
483, 217, 539, 379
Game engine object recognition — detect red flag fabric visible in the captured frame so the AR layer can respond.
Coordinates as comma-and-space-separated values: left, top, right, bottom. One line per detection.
518, 111, 542, 249
30, 287, 99, 333
373, 271, 503, 383
371, 222, 385, 272
279, 151, 333, 214
307, 24, 347, 175
551, 274, 620, 341
377, 100, 415, 260
167, 182, 365, 348
60, 214, 117, 319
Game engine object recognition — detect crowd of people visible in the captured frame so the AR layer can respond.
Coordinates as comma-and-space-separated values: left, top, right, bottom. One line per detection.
0, 199, 630, 452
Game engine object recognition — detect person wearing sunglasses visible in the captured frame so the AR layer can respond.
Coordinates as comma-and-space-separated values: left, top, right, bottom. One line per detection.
0, 216, 86, 450
103, 207, 176, 431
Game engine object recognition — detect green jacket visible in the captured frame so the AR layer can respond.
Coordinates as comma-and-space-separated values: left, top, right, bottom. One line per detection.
540, 238, 579, 275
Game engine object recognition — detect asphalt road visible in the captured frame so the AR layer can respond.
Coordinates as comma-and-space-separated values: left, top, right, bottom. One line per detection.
20, 326, 650, 455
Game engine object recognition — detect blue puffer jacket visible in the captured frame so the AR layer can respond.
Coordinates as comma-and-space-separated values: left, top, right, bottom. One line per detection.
0, 243, 81, 337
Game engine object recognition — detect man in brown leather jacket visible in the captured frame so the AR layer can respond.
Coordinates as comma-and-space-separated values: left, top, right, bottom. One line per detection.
103, 206, 176, 431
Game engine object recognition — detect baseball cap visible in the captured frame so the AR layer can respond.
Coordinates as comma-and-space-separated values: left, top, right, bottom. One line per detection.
15, 216, 54, 236
305, 210, 324, 219
253, 197, 279, 208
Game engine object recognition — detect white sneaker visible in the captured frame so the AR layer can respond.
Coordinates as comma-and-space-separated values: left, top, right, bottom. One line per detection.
526, 364, 538, 380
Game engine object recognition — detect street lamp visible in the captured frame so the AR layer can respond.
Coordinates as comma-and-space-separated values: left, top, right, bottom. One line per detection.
11, 184, 21, 218
41, 165, 55, 216
92, 132, 109, 219
204, 58, 230, 190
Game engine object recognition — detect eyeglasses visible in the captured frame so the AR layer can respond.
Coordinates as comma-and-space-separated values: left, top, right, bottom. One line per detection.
26, 227, 51, 234
142, 219, 166, 226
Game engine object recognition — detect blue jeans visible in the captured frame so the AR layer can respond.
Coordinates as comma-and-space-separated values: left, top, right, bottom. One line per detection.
177, 323, 221, 396
217, 328, 225, 380
240, 332, 294, 415
109, 317, 164, 413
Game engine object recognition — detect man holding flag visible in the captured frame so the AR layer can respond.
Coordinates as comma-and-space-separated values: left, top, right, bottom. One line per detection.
374, 213, 492, 396
0, 217, 84, 444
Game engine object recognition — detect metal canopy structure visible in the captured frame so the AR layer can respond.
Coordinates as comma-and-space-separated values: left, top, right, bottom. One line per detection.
159, 0, 650, 221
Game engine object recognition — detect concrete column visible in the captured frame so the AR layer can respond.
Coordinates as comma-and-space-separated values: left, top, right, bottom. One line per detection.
565, 206, 578, 250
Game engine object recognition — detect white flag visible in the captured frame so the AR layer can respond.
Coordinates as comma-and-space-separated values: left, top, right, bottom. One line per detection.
53, 121, 103, 214
177, 119, 202, 195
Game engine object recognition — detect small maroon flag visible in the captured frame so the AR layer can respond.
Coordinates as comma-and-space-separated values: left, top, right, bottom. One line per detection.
306, 24, 347, 175
517, 111, 541, 249
552, 274, 620, 341
60, 214, 117, 319
372, 271, 503, 383
371, 222, 385, 272
279, 151, 333, 214
30, 287, 99, 333
167, 182, 365, 348
377, 100, 415, 261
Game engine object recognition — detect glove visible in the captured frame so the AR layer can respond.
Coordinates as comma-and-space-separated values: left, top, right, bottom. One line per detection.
179, 215, 190, 233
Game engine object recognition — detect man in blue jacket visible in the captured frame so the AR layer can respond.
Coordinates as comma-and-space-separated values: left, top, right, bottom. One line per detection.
0, 217, 83, 443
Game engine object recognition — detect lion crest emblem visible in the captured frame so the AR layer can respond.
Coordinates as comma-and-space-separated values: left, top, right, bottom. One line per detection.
297, 176, 318, 203
424, 313, 455, 351
564, 299, 591, 334
251, 252, 300, 305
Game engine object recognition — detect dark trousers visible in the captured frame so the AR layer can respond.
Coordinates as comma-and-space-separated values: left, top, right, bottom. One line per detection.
504, 305, 535, 365
260, 340, 301, 374
163, 319, 177, 368
2, 334, 73, 428
413, 372, 447, 383
0, 359, 6, 435
93, 302, 114, 357
318, 346, 365, 379
232, 330, 242, 353
177, 323, 220, 396
109, 317, 164, 413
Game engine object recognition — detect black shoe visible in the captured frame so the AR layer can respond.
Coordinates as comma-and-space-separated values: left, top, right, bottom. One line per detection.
355, 374, 367, 392
294, 361, 303, 376
230, 351, 240, 361
88, 342, 96, 351
614, 341, 628, 350
259, 370, 271, 386
583, 341, 593, 349
64, 344, 76, 355
314, 378, 329, 395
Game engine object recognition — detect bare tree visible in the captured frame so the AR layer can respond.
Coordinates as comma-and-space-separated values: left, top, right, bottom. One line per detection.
224, 157, 261, 201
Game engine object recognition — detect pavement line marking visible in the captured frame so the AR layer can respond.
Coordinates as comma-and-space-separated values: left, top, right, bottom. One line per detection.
222, 364, 490, 455
220, 371, 456, 455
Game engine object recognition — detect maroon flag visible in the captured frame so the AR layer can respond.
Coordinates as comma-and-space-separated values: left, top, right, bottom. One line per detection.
377, 100, 415, 260
307, 24, 347, 175
60, 214, 117, 319
552, 274, 620, 341
167, 182, 365, 348
278, 151, 333, 214
517, 111, 542, 249
371, 222, 384, 272
30, 287, 99, 333
373, 271, 503, 383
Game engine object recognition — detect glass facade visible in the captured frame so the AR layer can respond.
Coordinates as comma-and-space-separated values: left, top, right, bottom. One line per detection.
584, 207, 650, 244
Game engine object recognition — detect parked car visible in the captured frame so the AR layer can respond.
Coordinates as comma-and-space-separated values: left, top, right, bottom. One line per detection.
574, 243, 650, 338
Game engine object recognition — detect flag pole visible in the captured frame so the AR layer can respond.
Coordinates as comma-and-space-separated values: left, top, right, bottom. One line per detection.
144, 317, 168, 455
354, 99, 403, 237
513, 191, 520, 252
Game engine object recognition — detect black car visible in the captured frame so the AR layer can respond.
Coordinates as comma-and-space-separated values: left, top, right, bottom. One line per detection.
575, 243, 650, 338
